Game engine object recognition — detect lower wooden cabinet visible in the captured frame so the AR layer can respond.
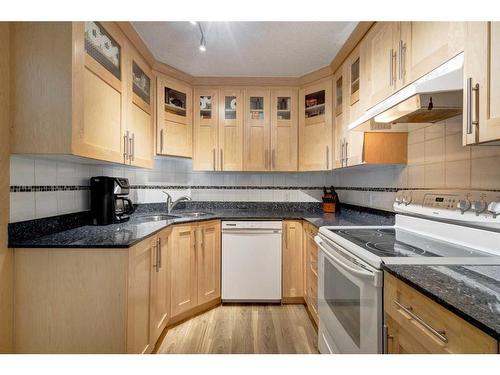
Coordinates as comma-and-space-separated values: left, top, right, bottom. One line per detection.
282, 220, 304, 301
303, 222, 319, 327
384, 272, 498, 354
169, 220, 221, 320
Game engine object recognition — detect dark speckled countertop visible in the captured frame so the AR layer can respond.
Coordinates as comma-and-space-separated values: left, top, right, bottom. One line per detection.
384, 264, 500, 340
9, 205, 394, 249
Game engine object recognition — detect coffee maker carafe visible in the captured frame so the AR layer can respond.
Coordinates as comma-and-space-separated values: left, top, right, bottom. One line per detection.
90, 177, 135, 225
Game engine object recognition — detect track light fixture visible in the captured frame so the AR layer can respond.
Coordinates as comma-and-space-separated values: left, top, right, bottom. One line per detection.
190, 21, 207, 52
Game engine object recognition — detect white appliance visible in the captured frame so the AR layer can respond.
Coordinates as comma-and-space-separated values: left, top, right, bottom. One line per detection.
222, 221, 282, 302
315, 189, 500, 354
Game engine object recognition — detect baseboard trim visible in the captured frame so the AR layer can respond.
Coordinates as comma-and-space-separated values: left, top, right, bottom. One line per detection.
282, 296, 305, 304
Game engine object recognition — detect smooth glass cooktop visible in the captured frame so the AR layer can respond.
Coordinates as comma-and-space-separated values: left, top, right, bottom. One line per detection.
329, 228, 492, 258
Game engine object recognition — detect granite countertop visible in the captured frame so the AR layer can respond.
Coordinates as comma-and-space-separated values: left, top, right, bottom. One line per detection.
384, 264, 500, 340
9, 205, 394, 249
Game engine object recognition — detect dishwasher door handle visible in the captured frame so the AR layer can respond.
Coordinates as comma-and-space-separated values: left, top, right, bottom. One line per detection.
222, 229, 282, 235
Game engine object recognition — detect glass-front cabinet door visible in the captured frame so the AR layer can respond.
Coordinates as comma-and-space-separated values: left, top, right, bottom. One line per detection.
193, 89, 219, 171
244, 89, 270, 171
218, 90, 243, 171
271, 89, 298, 171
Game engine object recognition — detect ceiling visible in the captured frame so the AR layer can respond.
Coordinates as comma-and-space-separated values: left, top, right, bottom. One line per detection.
132, 22, 358, 77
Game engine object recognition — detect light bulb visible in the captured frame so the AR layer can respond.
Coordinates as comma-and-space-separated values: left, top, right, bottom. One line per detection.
199, 44, 206, 52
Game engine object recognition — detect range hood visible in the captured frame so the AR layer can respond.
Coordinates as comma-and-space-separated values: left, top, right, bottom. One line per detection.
349, 53, 464, 132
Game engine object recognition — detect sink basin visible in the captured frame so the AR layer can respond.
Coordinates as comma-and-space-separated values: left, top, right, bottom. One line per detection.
179, 211, 213, 218
134, 214, 179, 223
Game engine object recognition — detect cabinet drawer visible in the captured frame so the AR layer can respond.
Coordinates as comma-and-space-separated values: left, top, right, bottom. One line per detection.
384, 272, 497, 354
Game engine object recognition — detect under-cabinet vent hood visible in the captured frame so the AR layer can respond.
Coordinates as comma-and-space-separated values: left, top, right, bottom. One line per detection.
349, 53, 464, 132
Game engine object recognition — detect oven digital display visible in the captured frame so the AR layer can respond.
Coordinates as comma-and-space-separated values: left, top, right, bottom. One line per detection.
435, 197, 444, 202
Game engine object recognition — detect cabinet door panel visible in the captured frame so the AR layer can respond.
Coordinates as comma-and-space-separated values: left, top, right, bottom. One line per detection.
197, 221, 221, 305
76, 68, 123, 163
127, 239, 154, 354
362, 22, 398, 108
129, 104, 153, 168
403, 22, 464, 84
170, 225, 197, 318
219, 90, 243, 171
282, 220, 303, 299
271, 89, 298, 171
193, 89, 218, 171
244, 89, 270, 171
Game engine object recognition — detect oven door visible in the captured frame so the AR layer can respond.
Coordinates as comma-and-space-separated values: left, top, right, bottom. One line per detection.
315, 235, 383, 354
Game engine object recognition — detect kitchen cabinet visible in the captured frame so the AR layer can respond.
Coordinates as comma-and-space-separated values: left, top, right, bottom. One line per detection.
271, 89, 298, 171
463, 22, 500, 145
170, 220, 221, 319
219, 89, 244, 171
384, 272, 498, 354
196, 220, 221, 305
156, 74, 192, 157
244, 89, 271, 171
362, 22, 464, 110
150, 228, 171, 346
193, 88, 219, 170
11, 22, 154, 168
303, 222, 319, 327
299, 80, 333, 171
282, 220, 304, 302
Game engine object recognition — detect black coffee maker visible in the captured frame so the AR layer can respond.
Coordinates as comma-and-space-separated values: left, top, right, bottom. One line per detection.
90, 176, 135, 225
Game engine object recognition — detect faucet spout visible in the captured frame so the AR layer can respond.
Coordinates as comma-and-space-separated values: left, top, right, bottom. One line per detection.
162, 191, 191, 213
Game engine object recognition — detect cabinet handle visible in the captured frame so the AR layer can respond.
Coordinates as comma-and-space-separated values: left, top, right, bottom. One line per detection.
392, 50, 397, 86
345, 141, 349, 167
400, 40, 407, 80
160, 129, 164, 153
393, 300, 448, 343
398, 40, 403, 80
220, 149, 223, 171
213, 148, 216, 171
326, 146, 329, 169
466, 77, 480, 138
123, 131, 129, 163
389, 49, 394, 86
157, 238, 162, 269
152, 242, 158, 272
130, 133, 135, 163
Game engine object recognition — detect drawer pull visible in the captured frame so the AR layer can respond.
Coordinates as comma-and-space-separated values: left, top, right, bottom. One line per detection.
394, 300, 448, 343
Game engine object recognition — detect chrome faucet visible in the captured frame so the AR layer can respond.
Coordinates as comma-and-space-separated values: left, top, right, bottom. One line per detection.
162, 191, 192, 213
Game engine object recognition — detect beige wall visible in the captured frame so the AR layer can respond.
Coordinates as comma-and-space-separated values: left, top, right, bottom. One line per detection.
0, 22, 13, 353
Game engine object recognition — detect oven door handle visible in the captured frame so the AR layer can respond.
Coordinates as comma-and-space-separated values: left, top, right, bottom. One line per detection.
315, 237, 376, 279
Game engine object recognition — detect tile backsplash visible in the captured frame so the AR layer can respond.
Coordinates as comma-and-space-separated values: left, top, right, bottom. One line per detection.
9, 116, 500, 222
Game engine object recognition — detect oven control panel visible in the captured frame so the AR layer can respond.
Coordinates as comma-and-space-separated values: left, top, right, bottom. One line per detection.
394, 190, 500, 229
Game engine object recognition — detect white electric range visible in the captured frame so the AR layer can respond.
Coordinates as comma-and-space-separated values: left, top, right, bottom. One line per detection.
314, 189, 500, 354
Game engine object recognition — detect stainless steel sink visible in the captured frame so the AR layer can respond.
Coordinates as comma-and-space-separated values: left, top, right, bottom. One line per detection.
134, 214, 179, 223
179, 211, 213, 218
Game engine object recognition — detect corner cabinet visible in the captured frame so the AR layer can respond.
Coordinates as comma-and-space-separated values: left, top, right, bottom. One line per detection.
299, 80, 333, 171
463, 22, 500, 145
156, 75, 192, 157
11, 22, 154, 168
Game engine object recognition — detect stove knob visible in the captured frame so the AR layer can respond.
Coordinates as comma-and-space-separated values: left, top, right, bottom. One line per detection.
488, 201, 500, 218
471, 200, 487, 216
402, 195, 412, 206
456, 199, 471, 214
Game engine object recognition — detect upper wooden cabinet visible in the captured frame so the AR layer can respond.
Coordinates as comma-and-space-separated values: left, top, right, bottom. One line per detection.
156, 74, 192, 158
299, 80, 333, 171
193, 88, 219, 170
463, 22, 500, 145
244, 89, 271, 171
219, 89, 244, 171
11, 22, 154, 168
362, 22, 465, 109
271, 89, 298, 171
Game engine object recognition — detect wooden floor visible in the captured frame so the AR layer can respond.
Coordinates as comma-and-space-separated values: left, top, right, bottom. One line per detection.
157, 304, 319, 354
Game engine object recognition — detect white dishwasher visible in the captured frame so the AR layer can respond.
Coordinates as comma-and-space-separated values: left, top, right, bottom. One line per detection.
222, 221, 282, 302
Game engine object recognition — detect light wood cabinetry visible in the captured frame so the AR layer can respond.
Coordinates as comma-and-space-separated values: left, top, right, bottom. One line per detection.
150, 228, 171, 346
11, 22, 154, 167
219, 89, 244, 171
244, 89, 271, 171
271, 89, 298, 171
156, 74, 192, 157
282, 220, 304, 301
303, 222, 319, 327
169, 220, 221, 319
463, 22, 500, 145
299, 80, 333, 171
196, 220, 221, 305
384, 272, 498, 354
193, 88, 219, 170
